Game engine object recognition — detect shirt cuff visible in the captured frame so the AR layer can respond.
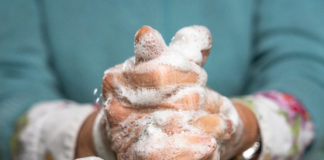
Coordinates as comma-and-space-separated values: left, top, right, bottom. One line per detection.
12, 100, 96, 160
232, 91, 315, 160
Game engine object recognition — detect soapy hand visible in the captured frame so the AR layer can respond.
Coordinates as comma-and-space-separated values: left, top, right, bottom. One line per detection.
101, 26, 242, 160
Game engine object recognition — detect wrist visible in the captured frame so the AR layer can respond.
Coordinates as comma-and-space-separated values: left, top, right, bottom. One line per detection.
231, 102, 260, 156
75, 110, 99, 158
92, 108, 115, 159
220, 101, 260, 159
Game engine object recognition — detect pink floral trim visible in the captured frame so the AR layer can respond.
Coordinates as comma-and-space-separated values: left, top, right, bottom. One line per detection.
234, 91, 314, 160
258, 91, 311, 122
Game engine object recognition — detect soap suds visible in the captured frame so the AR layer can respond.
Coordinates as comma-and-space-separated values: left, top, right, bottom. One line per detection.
112, 110, 216, 159
102, 25, 239, 160
169, 25, 212, 66
134, 26, 167, 62
219, 96, 240, 133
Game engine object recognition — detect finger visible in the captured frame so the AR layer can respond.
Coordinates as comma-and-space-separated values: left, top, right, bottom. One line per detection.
138, 134, 216, 160
133, 25, 207, 88
193, 114, 226, 138
160, 92, 201, 110
105, 98, 136, 127
104, 26, 211, 98
115, 64, 205, 107
102, 64, 127, 99
204, 88, 223, 113
125, 63, 203, 88
159, 87, 206, 111
106, 98, 161, 127
169, 25, 212, 66
134, 26, 167, 63
103, 62, 205, 107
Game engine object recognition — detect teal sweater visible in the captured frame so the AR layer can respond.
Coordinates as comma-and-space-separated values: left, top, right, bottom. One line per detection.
1, 0, 324, 159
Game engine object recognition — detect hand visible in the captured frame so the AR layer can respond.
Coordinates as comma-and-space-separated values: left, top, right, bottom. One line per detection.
76, 25, 259, 160
102, 25, 221, 160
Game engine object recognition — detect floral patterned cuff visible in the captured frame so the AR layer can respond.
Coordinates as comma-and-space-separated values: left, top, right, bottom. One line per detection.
232, 91, 314, 160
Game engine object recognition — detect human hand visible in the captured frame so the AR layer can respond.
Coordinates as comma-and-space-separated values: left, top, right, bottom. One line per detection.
98, 25, 259, 160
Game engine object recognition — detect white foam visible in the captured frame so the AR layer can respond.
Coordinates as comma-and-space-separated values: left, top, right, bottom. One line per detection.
126, 110, 215, 159
134, 29, 167, 62
116, 86, 175, 106
165, 85, 206, 109
219, 96, 241, 134
169, 25, 212, 65
102, 26, 242, 159
148, 53, 208, 85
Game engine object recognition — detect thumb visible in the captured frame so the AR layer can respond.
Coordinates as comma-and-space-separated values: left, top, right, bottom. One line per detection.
169, 25, 212, 66
134, 26, 167, 63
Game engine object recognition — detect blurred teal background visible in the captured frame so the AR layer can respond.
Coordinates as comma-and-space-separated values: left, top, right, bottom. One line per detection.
1, 0, 324, 159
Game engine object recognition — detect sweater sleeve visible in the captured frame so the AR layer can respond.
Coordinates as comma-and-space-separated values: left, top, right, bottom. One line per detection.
0, 0, 63, 159
246, 0, 324, 140
12, 101, 95, 160
244, 0, 324, 159
233, 91, 314, 159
